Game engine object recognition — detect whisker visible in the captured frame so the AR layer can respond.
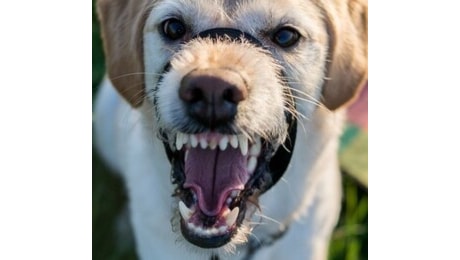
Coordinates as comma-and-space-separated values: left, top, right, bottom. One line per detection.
284, 85, 333, 113
283, 99, 307, 120
281, 97, 309, 135
253, 212, 283, 226
247, 232, 262, 246
110, 72, 163, 81
246, 221, 267, 226
285, 87, 322, 106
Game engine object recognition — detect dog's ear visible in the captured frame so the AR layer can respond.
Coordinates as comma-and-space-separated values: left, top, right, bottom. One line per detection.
96, 0, 151, 107
320, 0, 368, 110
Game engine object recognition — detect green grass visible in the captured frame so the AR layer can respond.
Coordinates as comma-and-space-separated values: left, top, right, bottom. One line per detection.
92, 3, 368, 259
92, 151, 137, 260
328, 174, 368, 260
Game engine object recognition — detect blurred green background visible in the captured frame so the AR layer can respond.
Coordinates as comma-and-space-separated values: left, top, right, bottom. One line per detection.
92, 2, 368, 259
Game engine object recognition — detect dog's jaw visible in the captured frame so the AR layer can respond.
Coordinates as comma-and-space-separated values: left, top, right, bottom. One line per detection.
164, 125, 295, 248
173, 133, 257, 248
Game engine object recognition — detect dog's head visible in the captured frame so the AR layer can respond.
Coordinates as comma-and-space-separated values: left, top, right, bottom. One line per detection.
97, 0, 367, 251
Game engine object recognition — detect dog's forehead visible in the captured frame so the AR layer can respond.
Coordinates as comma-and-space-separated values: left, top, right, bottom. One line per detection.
148, 0, 321, 32
153, 0, 304, 12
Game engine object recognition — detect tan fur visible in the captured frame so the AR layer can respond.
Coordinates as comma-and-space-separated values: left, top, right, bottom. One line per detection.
97, 0, 367, 110
316, 0, 368, 110
156, 38, 287, 143
97, 0, 152, 107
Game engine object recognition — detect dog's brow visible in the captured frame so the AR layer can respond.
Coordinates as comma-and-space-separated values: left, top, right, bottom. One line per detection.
195, 28, 264, 48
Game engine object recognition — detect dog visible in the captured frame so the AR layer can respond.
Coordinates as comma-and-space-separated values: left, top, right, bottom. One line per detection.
94, 0, 367, 259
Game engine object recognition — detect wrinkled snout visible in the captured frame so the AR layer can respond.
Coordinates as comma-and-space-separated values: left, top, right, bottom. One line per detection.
179, 68, 248, 129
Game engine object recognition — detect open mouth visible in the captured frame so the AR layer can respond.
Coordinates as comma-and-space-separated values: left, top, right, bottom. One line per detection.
171, 133, 265, 248
162, 122, 296, 248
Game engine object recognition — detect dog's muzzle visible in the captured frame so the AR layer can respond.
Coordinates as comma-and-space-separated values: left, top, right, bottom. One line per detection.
159, 28, 297, 249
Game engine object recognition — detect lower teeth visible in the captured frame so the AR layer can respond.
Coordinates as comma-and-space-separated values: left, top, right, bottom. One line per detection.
179, 201, 240, 236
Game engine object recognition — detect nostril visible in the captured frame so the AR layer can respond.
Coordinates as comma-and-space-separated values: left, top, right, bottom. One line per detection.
189, 86, 204, 103
222, 88, 235, 103
179, 82, 204, 104
179, 69, 247, 128
223, 86, 246, 104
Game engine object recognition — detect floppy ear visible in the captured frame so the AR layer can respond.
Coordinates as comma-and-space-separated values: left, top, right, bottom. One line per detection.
96, 0, 151, 107
320, 0, 368, 110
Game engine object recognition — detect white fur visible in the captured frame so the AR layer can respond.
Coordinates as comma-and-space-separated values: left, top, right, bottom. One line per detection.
95, 0, 347, 259
95, 80, 344, 260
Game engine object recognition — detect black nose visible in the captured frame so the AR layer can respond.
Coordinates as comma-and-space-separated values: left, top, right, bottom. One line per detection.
179, 69, 247, 129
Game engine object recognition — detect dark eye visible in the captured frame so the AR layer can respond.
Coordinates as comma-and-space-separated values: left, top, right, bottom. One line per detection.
272, 27, 301, 48
162, 18, 186, 40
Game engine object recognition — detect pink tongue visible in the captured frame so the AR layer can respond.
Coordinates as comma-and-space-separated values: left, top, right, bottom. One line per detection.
183, 147, 248, 216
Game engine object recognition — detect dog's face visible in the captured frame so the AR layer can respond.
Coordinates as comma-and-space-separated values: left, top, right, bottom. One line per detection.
97, 0, 367, 252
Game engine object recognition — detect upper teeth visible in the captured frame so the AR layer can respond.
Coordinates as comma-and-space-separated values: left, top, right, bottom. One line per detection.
175, 133, 185, 150
218, 136, 228, 151
190, 134, 198, 148
238, 135, 248, 156
175, 133, 260, 157
229, 135, 238, 149
199, 138, 208, 149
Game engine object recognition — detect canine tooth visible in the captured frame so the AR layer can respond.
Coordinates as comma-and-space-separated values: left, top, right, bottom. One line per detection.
225, 207, 239, 227
219, 136, 229, 151
238, 135, 248, 155
199, 138, 208, 149
229, 135, 238, 148
179, 201, 193, 221
249, 138, 262, 156
230, 190, 239, 198
190, 135, 198, 148
182, 134, 189, 145
176, 133, 184, 150
247, 156, 257, 173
